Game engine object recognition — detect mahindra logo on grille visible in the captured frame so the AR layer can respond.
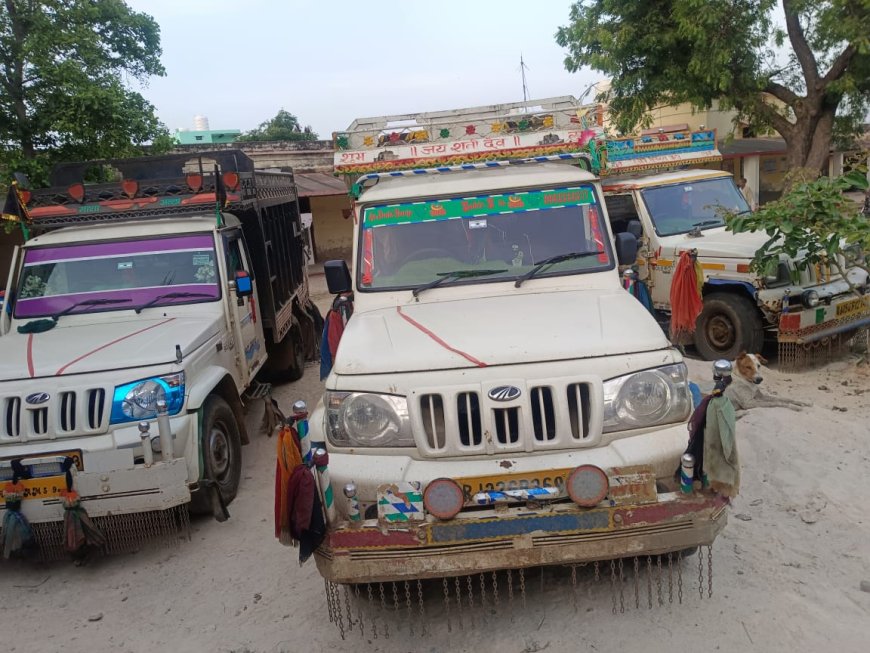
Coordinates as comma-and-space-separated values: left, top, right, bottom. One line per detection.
25, 392, 50, 405
488, 385, 521, 402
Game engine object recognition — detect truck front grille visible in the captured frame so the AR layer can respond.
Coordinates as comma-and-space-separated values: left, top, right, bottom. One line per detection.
415, 380, 600, 456
0, 387, 109, 442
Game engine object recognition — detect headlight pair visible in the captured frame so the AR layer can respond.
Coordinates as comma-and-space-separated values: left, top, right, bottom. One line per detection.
110, 372, 185, 424
326, 392, 413, 448
602, 363, 691, 433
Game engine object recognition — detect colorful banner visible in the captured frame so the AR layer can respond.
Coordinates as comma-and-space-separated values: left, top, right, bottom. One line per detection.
362, 187, 596, 227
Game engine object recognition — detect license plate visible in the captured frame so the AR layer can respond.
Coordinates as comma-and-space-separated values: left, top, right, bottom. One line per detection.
455, 468, 574, 502
0, 449, 84, 472
836, 296, 869, 318
0, 474, 68, 504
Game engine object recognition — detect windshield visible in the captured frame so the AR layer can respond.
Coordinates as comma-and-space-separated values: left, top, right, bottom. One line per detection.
358, 186, 614, 290
640, 177, 750, 236
15, 234, 220, 319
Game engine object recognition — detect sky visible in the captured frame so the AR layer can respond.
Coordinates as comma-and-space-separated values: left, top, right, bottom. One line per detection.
124, 0, 600, 139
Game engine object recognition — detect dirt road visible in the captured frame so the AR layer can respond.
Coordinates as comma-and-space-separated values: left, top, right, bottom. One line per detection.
1, 280, 868, 652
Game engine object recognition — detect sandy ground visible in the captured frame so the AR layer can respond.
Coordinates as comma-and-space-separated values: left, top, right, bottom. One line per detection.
1, 273, 869, 652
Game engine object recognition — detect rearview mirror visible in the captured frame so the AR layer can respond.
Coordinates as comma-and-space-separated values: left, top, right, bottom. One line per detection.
234, 270, 253, 297
615, 232, 638, 266
324, 260, 352, 294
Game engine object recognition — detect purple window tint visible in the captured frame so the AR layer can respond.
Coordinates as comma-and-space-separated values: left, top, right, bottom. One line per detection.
24, 234, 216, 265
16, 284, 220, 318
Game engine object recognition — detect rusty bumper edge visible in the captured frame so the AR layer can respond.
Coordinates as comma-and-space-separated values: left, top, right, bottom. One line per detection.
314, 495, 728, 584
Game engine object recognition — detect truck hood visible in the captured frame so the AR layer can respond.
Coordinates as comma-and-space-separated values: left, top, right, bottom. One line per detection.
0, 315, 220, 380
664, 228, 769, 259
333, 289, 670, 375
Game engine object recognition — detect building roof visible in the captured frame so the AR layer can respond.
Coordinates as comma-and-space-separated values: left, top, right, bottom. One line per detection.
719, 138, 787, 157
294, 172, 348, 197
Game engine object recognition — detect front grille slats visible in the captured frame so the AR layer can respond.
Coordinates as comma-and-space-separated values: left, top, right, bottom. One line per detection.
0, 387, 108, 441
416, 380, 597, 456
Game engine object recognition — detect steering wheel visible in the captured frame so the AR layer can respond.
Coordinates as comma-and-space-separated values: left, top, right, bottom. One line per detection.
400, 247, 456, 266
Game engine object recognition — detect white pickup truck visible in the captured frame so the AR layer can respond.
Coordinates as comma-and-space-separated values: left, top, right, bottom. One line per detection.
0, 151, 319, 557
602, 167, 870, 361
306, 99, 728, 593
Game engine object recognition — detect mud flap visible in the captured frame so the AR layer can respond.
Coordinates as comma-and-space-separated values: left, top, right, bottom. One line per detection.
200, 478, 230, 522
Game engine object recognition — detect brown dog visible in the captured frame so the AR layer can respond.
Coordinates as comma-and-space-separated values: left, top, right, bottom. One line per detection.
724, 352, 810, 413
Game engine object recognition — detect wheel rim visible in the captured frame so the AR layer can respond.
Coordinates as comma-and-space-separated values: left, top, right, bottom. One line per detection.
705, 314, 736, 352
207, 421, 232, 482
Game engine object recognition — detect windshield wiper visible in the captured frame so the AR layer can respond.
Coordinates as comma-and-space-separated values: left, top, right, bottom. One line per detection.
412, 269, 507, 298
51, 298, 132, 320
692, 219, 724, 228
134, 292, 214, 314
514, 251, 604, 288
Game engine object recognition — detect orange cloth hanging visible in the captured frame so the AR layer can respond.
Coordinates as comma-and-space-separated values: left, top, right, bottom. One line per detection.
669, 250, 704, 343
274, 425, 303, 545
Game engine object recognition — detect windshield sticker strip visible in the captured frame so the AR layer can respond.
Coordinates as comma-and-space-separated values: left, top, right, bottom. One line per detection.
363, 187, 595, 228
55, 317, 176, 376
24, 235, 215, 265
395, 306, 488, 368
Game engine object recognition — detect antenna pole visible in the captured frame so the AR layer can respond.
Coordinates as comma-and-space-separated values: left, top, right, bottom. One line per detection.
520, 54, 530, 108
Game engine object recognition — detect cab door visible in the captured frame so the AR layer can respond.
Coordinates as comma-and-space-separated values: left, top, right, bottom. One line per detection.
223, 231, 266, 384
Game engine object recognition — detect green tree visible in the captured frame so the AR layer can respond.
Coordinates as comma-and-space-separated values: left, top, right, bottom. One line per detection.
556, 0, 870, 179
0, 0, 170, 186
726, 170, 870, 295
239, 109, 318, 142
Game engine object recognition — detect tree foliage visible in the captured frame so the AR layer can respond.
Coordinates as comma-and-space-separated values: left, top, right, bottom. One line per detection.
238, 109, 318, 142
725, 170, 870, 295
556, 0, 870, 177
0, 0, 170, 186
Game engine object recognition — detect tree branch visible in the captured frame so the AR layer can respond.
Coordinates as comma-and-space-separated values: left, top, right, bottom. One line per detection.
822, 44, 856, 86
764, 81, 800, 106
781, 0, 819, 89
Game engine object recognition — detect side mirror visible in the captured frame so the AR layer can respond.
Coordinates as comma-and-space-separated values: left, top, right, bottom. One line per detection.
234, 270, 253, 297
615, 232, 639, 266
324, 260, 352, 294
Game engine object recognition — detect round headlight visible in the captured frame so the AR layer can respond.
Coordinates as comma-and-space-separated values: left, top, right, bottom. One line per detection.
802, 289, 820, 308
122, 380, 166, 419
341, 394, 402, 445
615, 371, 671, 426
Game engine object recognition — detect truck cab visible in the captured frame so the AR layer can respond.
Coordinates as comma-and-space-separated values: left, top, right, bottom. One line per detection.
603, 168, 870, 360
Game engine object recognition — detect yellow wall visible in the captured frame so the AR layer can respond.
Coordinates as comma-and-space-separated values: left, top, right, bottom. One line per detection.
310, 194, 352, 262
645, 100, 735, 137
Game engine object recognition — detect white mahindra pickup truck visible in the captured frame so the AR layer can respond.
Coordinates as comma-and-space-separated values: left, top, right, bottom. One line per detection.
0, 151, 319, 557
311, 150, 726, 585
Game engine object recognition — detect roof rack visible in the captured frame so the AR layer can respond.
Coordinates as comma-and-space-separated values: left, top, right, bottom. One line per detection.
19, 150, 298, 230
334, 97, 722, 180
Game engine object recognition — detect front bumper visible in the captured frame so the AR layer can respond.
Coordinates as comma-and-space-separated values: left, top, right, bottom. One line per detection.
324, 421, 689, 511
316, 491, 727, 584
1, 455, 190, 525
778, 295, 870, 344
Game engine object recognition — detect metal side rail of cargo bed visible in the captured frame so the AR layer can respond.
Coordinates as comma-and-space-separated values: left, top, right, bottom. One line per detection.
315, 491, 727, 584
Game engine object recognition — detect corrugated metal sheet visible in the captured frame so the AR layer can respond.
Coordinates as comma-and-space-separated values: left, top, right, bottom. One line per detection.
294, 172, 347, 197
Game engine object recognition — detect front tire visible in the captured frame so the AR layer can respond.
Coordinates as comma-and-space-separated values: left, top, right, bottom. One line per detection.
200, 395, 242, 506
693, 292, 764, 360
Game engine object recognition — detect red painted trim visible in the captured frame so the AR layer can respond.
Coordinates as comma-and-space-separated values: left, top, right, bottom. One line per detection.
26, 333, 35, 378
395, 306, 487, 367
329, 527, 421, 549
55, 318, 175, 375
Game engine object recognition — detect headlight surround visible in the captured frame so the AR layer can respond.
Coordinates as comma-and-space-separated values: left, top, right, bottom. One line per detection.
110, 372, 185, 424
801, 289, 820, 308
602, 364, 691, 433
326, 391, 413, 448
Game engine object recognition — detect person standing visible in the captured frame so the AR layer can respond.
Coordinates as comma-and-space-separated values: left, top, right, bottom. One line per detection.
736, 177, 757, 211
